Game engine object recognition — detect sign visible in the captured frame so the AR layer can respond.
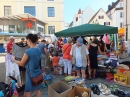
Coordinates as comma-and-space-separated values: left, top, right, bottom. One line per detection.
26, 21, 32, 29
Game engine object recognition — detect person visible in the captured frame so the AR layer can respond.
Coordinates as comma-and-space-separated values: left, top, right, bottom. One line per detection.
89, 38, 106, 80
41, 40, 46, 45
63, 37, 67, 44
52, 52, 59, 75
6, 36, 15, 54
21, 38, 25, 43
5, 36, 22, 86
99, 40, 107, 52
62, 37, 72, 76
12, 33, 42, 97
57, 38, 63, 52
87, 38, 92, 50
70, 37, 90, 86
37, 40, 49, 73
120, 36, 127, 59
12, 39, 29, 88
48, 44, 55, 57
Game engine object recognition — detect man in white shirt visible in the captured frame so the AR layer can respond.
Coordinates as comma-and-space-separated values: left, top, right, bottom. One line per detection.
70, 37, 90, 81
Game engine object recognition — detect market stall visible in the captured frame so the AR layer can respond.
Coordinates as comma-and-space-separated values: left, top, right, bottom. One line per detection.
55, 24, 118, 75
54, 24, 130, 96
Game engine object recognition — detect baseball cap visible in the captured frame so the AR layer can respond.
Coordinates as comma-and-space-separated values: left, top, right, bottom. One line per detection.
77, 37, 83, 45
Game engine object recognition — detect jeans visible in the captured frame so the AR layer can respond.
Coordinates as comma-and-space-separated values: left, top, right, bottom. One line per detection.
63, 59, 72, 74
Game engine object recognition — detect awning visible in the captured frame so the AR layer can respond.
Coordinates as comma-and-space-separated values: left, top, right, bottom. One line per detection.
0, 32, 52, 37
55, 24, 118, 37
0, 32, 28, 36
0, 13, 45, 24
118, 27, 125, 34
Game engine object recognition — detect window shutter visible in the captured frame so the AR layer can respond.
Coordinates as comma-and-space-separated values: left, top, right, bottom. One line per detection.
98, 16, 100, 19
109, 22, 110, 25
104, 22, 105, 25
102, 16, 104, 19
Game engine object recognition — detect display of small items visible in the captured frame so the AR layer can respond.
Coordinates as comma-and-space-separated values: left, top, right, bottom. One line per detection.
114, 74, 127, 85
75, 91, 88, 97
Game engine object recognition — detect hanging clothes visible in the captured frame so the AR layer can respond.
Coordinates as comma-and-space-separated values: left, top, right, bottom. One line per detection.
12, 43, 29, 85
63, 38, 67, 44
102, 34, 110, 44
5, 54, 22, 87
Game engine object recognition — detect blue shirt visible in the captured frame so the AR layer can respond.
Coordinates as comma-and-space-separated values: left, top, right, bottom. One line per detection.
64, 38, 67, 44
37, 43, 47, 55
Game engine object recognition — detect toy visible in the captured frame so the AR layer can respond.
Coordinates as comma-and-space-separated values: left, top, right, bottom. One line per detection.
82, 91, 88, 97
114, 74, 127, 85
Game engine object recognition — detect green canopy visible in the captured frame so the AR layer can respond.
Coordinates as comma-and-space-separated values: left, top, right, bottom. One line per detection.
55, 24, 118, 37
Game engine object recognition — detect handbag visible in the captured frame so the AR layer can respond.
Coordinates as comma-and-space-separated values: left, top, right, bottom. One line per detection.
27, 63, 43, 86
63, 45, 71, 53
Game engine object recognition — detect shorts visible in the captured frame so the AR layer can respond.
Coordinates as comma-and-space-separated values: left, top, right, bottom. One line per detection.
53, 66, 59, 69
41, 54, 46, 68
74, 65, 86, 71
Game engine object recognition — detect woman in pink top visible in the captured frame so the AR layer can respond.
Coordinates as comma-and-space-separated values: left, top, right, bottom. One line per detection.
62, 37, 72, 76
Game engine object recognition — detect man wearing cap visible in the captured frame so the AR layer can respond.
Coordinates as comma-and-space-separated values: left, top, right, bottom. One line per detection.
70, 37, 90, 86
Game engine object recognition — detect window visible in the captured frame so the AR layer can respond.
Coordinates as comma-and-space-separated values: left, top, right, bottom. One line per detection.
120, 12, 123, 18
38, 27, 44, 33
98, 15, 104, 19
120, 3, 123, 7
48, 7, 55, 17
4, 6, 11, 16
9, 25, 15, 33
104, 22, 110, 26
24, 6, 36, 16
48, 26, 55, 34
120, 22, 123, 28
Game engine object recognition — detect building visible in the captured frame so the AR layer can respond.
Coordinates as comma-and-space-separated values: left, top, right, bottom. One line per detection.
72, 9, 82, 27
82, 6, 95, 24
0, 0, 64, 34
106, 0, 124, 29
71, 7, 95, 27
123, 0, 130, 40
88, 8, 112, 26
64, 22, 69, 29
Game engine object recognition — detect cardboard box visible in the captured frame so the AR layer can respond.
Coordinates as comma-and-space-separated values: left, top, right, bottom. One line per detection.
68, 87, 90, 97
115, 68, 130, 87
48, 81, 72, 97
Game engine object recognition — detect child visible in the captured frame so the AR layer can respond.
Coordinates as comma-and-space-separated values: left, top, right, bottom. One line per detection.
52, 52, 59, 75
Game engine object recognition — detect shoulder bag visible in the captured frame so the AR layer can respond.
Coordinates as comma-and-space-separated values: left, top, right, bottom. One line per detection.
63, 45, 71, 53
27, 62, 43, 86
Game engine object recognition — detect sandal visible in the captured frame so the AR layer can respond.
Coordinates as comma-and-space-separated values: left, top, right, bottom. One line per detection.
90, 84, 97, 94
98, 83, 111, 95
95, 85, 100, 95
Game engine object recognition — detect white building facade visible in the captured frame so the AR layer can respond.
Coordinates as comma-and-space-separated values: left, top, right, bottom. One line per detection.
88, 8, 112, 26
71, 7, 95, 27
106, 0, 124, 29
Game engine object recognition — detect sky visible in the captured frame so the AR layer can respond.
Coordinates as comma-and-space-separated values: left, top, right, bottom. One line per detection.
64, 0, 117, 23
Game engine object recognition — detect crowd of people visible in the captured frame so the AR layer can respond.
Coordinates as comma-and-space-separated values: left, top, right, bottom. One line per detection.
5, 33, 126, 97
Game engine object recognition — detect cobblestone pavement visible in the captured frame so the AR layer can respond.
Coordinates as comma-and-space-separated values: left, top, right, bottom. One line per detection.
0, 56, 130, 97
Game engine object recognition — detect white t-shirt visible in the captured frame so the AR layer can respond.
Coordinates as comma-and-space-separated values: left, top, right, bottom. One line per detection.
70, 46, 89, 67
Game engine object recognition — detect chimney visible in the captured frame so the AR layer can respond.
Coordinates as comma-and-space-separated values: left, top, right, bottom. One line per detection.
108, 5, 111, 10
78, 9, 82, 14
112, 2, 115, 6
